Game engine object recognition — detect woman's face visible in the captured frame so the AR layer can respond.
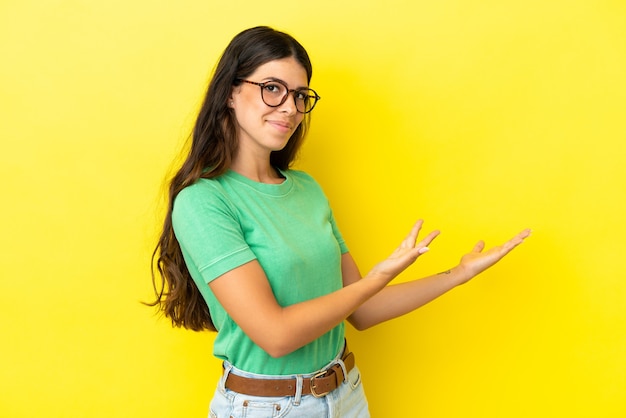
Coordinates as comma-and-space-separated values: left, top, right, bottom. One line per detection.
229, 57, 308, 159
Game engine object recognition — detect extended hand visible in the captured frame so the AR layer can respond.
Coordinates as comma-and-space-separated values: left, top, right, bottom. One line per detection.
455, 228, 531, 285
369, 220, 440, 283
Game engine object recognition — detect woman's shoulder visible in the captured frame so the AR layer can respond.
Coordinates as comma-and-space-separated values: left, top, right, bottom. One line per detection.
176, 177, 223, 198
173, 177, 232, 214
284, 168, 319, 185
284, 169, 328, 197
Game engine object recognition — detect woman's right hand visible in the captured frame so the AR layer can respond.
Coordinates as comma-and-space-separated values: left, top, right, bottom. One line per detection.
367, 220, 440, 284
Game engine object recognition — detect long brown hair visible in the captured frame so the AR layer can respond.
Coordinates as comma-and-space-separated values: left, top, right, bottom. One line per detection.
147, 26, 314, 331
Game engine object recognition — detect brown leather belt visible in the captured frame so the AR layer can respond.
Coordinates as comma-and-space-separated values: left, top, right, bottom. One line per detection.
224, 345, 355, 398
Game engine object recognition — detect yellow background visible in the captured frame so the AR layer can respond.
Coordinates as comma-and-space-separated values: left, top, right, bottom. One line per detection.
2, 1, 625, 417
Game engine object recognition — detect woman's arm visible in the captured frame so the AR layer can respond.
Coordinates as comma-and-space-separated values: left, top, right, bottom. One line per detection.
345, 229, 531, 330
208, 220, 439, 358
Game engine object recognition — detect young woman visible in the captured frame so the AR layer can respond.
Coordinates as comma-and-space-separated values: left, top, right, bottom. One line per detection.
149, 26, 530, 418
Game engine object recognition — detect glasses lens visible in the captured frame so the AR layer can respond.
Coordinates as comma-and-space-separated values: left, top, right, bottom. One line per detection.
295, 89, 319, 113
260, 82, 288, 107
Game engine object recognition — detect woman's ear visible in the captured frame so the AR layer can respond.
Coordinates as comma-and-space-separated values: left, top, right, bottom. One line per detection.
228, 86, 241, 108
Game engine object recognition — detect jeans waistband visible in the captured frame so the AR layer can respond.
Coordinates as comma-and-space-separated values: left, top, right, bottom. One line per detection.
220, 341, 353, 400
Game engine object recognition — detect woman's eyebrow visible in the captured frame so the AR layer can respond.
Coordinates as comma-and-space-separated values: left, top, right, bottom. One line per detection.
262, 76, 309, 90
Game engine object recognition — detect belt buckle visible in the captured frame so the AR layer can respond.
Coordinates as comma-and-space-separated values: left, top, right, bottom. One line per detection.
310, 370, 331, 398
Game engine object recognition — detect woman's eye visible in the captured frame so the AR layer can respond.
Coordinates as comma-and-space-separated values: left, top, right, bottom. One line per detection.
264, 83, 283, 94
295, 91, 308, 101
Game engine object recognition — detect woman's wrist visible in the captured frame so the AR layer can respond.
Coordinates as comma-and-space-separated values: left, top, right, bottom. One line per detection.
438, 265, 472, 287
362, 270, 394, 290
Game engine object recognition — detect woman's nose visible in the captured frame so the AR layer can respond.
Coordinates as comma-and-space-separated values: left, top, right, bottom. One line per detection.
278, 93, 297, 114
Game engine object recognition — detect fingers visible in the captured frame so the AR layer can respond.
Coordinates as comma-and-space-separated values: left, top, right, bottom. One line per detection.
403, 220, 440, 251
470, 229, 530, 257
400, 223, 530, 263
510, 228, 532, 243
472, 240, 485, 253
501, 228, 532, 252
404, 220, 424, 246
400, 220, 424, 249
417, 229, 440, 250
395, 220, 439, 260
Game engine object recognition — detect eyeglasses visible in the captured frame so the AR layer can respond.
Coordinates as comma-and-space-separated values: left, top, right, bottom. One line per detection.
237, 79, 320, 114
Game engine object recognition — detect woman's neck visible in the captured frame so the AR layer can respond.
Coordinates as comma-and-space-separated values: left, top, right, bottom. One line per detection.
230, 155, 285, 184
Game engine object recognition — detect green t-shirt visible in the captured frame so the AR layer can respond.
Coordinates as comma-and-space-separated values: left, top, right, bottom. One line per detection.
172, 169, 348, 375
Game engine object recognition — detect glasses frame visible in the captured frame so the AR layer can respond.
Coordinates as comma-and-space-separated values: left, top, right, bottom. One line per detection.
237, 79, 320, 114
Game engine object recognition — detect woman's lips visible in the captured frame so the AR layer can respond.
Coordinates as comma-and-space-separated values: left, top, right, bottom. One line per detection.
267, 120, 292, 133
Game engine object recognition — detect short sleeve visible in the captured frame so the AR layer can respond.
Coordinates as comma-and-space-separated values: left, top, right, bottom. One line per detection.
172, 181, 257, 284
328, 208, 349, 254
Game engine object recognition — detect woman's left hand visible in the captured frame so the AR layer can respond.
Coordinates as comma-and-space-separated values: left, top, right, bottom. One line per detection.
452, 228, 532, 285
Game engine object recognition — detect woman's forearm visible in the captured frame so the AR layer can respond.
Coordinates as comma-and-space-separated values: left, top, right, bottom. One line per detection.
348, 267, 465, 330
210, 259, 397, 358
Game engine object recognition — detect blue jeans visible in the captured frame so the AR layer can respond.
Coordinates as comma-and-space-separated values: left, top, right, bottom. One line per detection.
208, 351, 370, 417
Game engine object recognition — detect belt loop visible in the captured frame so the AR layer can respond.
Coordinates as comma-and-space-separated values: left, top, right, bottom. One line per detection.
219, 362, 233, 392
336, 358, 349, 383
293, 375, 303, 406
